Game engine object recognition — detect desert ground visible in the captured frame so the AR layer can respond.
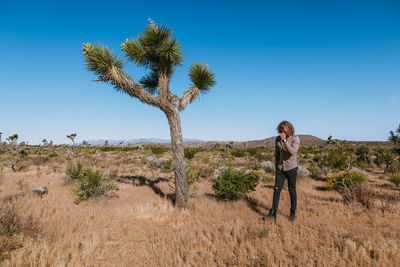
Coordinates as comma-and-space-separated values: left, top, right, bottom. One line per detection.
1, 142, 399, 266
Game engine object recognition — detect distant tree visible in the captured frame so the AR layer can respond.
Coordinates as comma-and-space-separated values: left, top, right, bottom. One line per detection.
67, 133, 77, 157
82, 19, 216, 208
389, 124, 400, 155
7, 134, 18, 147
104, 140, 109, 147
389, 124, 400, 145
0, 132, 2, 146
82, 140, 89, 147
42, 138, 48, 146
388, 124, 400, 169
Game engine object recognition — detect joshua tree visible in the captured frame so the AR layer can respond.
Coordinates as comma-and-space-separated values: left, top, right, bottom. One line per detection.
389, 124, 400, 154
6, 134, 18, 148
66, 133, 77, 157
42, 138, 48, 146
82, 20, 216, 208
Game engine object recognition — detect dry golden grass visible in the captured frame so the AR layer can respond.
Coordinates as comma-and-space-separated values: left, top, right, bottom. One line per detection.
0, 150, 399, 266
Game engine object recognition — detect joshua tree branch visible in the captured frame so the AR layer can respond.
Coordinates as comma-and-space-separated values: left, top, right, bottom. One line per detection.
179, 86, 199, 111
104, 66, 160, 108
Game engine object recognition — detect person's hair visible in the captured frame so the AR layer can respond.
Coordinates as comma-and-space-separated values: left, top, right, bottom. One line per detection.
277, 121, 295, 137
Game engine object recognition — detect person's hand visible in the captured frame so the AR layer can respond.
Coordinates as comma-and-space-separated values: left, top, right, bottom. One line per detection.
280, 132, 286, 141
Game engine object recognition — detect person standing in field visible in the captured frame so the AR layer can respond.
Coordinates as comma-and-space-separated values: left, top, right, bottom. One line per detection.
264, 121, 300, 221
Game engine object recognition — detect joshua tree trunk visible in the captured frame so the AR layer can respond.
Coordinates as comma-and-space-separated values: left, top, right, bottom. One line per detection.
167, 110, 188, 208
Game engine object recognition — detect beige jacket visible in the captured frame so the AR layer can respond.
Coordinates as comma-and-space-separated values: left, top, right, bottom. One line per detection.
275, 135, 300, 172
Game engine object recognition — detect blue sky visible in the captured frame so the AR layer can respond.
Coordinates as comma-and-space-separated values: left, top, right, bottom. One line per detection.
0, 0, 399, 144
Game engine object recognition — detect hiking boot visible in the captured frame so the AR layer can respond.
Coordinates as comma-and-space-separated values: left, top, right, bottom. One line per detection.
262, 209, 277, 220
289, 209, 296, 221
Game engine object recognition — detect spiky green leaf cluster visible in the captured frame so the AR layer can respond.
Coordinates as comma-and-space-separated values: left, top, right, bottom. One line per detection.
121, 24, 183, 92
189, 63, 216, 93
82, 43, 123, 77
139, 71, 159, 94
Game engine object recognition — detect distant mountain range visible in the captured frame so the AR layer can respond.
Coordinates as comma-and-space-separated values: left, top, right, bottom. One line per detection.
84, 138, 201, 146
83, 135, 327, 147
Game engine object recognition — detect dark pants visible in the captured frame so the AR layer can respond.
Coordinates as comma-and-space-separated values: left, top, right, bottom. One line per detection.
272, 167, 297, 211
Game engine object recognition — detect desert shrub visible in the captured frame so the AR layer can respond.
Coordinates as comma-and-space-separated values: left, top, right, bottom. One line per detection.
297, 165, 309, 178
320, 149, 352, 170
201, 155, 210, 163
355, 145, 370, 167
48, 152, 58, 158
186, 164, 201, 186
248, 161, 261, 170
261, 173, 275, 183
148, 156, 173, 172
325, 170, 367, 203
149, 145, 169, 155
388, 173, 400, 187
326, 170, 367, 189
231, 149, 246, 158
198, 166, 214, 178
261, 161, 275, 174
73, 168, 119, 203
83, 149, 95, 157
18, 149, 29, 160
65, 162, 84, 182
308, 164, 322, 179
374, 147, 396, 173
212, 167, 259, 201
184, 148, 197, 160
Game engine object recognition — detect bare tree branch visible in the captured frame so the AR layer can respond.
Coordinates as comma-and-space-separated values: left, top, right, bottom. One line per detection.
179, 86, 199, 111
104, 66, 160, 108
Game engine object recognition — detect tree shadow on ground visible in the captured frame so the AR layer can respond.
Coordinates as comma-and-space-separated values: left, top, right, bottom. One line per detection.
244, 196, 270, 217
314, 186, 331, 191
117, 176, 175, 203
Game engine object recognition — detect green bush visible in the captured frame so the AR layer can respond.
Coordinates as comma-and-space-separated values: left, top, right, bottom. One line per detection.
149, 145, 169, 155
212, 167, 259, 201
320, 149, 352, 170
65, 163, 119, 203
73, 168, 119, 203
184, 148, 197, 160
186, 163, 201, 186
325, 170, 367, 189
307, 164, 322, 179
389, 173, 400, 187
48, 152, 58, 158
65, 162, 84, 181
231, 149, 246, 157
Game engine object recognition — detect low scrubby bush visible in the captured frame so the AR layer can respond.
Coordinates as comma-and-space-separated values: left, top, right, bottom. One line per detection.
65, 163, 119, 203
325, 170, 367, 189
48, 152, 58, 158
325, 170, 367, 203
231, 149, 246, 158
65, 162, 84, 182
388, 173, 400, 187
297, 165, 309, 178
184, 148, 197, 160
149, 145, 169, 155
148, 156, 173, 172
261, 161, 275, 174
186, 163, 201, 187
73, 168, 119, 203
308, 164, 322, 179
212, 167, 259, 201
